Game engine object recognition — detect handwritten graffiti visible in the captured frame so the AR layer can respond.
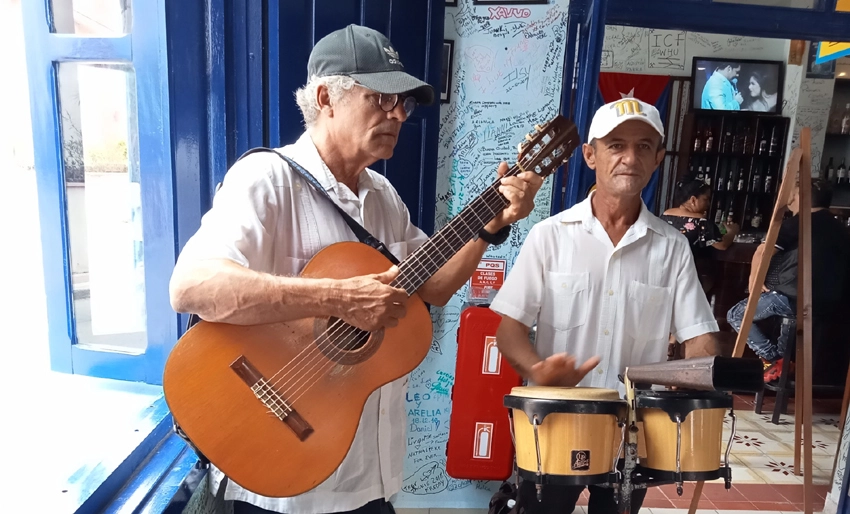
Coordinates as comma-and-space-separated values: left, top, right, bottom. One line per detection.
488, 6, 531, 20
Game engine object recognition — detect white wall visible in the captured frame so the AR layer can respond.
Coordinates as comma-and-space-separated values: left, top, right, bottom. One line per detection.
601, 26, 788, 76
396, 0, 571, 508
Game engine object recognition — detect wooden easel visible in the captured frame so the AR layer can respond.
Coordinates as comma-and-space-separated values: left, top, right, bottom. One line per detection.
688, 129, 816, 514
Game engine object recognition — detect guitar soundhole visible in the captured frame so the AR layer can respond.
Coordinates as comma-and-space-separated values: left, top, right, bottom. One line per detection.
313, 318, 383, 365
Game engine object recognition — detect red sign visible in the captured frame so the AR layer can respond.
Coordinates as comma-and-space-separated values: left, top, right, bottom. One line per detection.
471, 259, 505, 289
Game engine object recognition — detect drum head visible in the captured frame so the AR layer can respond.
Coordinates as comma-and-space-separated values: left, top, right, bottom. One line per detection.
505, 387, 627, 423
636, 390, 732, 422
509, 386, 621, 401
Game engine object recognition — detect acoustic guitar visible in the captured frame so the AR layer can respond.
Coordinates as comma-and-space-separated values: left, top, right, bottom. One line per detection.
162, 115, 580, 497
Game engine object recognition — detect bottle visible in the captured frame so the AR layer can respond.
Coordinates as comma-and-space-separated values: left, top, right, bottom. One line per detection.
705, 128, 714, 152
727, 166, 735, 191
752, 206, 762, 229
826, 157, 836, 183
723, 131, 733, 153
842, 104, 850, 135
751, 165, 762, 192
705, 165, 712, 186
769, 127, 778, 157
737, 167, 746, 191
758, 131, 768, 155
764, 166, 773, 193
694, 128, 703, 152
727, 205, 735, 225
732, 124, 743, 154
696, 165, 705, 183
714, 202, 724, 224
838, 159, 848, 185
716, 164, 725, 191
742, 126, 752, 154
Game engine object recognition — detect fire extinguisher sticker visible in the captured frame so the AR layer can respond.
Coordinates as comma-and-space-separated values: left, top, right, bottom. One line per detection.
473, 422, 493, 459
482, 336, 502, 375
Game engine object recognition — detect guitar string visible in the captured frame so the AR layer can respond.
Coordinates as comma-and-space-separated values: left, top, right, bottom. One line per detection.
266, 144, 567, 407
272, 182, 510, 405
262, 139, 568, 412
265, 146, 568, 413
265, 178, 510, 403
261, 161, 523, 393
276, 147, 572, 412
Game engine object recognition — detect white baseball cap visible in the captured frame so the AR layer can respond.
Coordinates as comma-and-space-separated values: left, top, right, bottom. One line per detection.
587, 98, 665, 142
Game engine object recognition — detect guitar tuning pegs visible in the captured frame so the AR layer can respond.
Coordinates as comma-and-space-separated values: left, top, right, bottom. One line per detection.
517, 142, 525, 154
525, 134, 533, 142
534, 124, 543, 132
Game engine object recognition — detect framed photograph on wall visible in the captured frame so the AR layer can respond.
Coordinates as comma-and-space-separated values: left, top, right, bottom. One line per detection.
806, 41, 836, 79
441, 40, 454, 103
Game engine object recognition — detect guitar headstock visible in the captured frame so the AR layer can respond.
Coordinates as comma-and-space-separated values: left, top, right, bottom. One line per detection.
516, 116, 580, 179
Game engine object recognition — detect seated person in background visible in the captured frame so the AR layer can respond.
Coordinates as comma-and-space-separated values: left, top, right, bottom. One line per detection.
661, 180, 738, 359
727, 179, 850, 382
661, 179, 739, 266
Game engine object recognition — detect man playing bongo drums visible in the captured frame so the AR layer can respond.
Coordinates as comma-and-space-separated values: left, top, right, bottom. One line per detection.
490, 98, 719, 514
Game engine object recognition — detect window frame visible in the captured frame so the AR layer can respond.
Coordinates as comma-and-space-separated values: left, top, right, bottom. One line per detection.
22, 0, 176, 384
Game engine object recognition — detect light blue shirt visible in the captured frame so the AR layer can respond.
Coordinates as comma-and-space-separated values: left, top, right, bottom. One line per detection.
701, 71, 740, 110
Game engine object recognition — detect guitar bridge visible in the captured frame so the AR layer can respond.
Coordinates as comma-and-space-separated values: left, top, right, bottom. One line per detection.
230, 356, 314, 441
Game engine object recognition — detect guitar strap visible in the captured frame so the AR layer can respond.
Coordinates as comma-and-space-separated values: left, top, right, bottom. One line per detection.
184, 148, 402, 331
178, 148, 404, 472
237, 147, 401, 266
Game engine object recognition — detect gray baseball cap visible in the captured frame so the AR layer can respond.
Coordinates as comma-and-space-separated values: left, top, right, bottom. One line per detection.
308, 24, 435, 106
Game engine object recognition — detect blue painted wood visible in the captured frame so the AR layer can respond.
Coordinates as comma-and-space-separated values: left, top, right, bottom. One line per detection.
64, 396, 172, 514
607, 0, 850, 41
46, 34, 132, 62
101, 431, 200, 514
266, 0, 281, 148
167, 0, 207, 255
246, 0, 264, 148
275, 0, 313, 147
565, 0, 608, 210
22, 0, 176, 383
134, 0, 179, 385
21, 0, 74, 373
207, 0, 228, 199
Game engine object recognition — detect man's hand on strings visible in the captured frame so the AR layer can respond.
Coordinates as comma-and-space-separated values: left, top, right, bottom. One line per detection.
331, 266, 408, 332
484, 162, 544, 233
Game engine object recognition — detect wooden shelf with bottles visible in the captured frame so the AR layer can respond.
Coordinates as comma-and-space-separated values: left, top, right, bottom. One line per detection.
676, 111, 790, 234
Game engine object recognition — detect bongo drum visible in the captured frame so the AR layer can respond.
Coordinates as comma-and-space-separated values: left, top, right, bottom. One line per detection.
504, 386, 627, 486
636, 390, 735, 482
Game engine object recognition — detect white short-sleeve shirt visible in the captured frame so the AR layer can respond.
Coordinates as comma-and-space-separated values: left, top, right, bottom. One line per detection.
489, 194, 718, 393
175, 132, 428, 514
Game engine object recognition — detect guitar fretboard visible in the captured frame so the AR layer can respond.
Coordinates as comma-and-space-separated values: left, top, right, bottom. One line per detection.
392, 164, 523, 294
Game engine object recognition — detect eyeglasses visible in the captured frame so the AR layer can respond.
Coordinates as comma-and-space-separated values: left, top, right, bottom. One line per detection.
356, 84, 417, 117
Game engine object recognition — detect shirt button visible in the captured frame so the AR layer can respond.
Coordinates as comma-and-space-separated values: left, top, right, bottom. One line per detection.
604, 329, 610, 335
597, 368, 604, 375
562, 283, 567, 288
608, 290, 614, 296
381, 409, 386, 415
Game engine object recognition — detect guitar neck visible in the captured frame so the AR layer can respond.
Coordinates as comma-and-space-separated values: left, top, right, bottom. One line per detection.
393, 164, 523, 295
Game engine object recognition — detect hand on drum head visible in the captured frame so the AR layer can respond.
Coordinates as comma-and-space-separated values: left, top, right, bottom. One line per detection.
530, 353, 601, 387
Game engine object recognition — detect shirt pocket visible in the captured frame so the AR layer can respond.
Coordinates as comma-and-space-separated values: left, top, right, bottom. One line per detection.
540, 271, 589, 331
625, 280, 673, 342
